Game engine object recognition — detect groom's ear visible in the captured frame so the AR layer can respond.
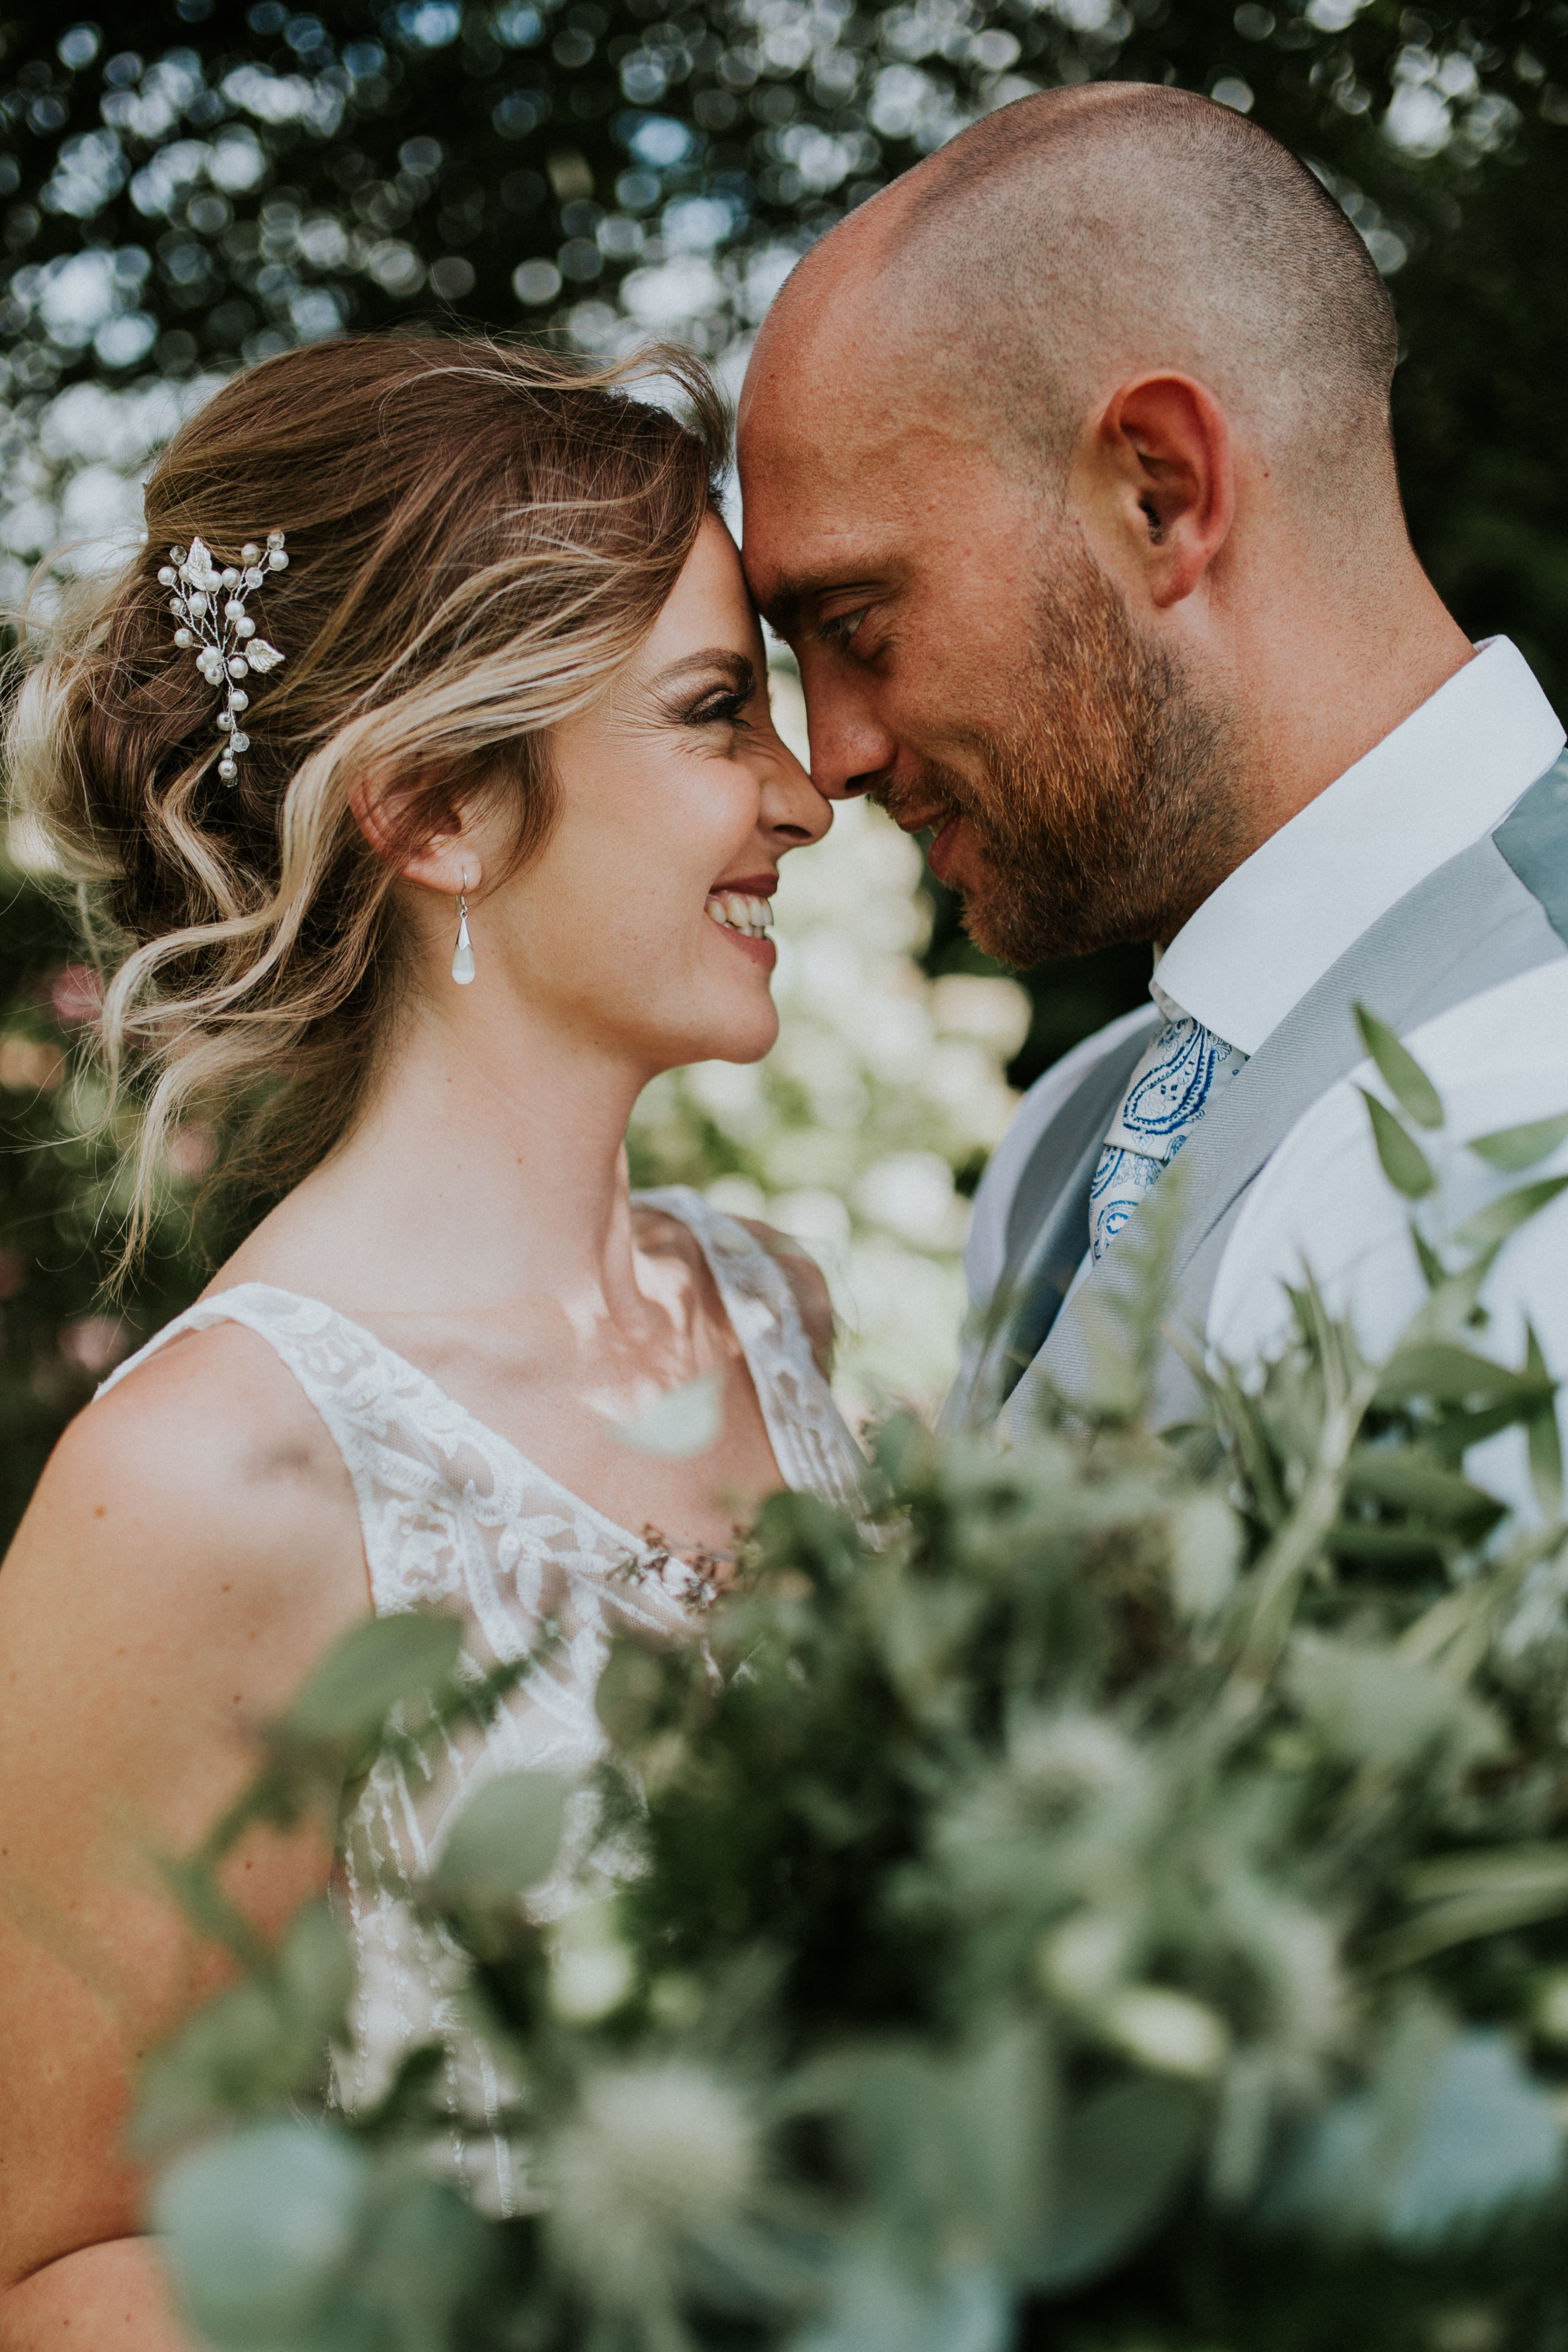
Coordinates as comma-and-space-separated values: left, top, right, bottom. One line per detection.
1084, 372, 1235, 611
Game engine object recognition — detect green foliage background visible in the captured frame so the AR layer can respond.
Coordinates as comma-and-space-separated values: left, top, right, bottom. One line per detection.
1, 0, 1565, 1539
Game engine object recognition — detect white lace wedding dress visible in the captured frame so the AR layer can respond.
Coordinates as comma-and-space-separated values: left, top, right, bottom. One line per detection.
99, 1186, 867, 2210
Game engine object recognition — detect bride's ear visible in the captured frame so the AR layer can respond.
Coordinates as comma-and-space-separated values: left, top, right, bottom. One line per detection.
348, 770, 484, 898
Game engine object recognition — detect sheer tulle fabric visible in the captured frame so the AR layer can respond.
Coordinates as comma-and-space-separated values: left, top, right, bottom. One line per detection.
100, 1188, 867, 2210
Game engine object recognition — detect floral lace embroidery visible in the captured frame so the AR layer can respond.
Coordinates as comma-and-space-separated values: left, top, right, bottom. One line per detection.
98, 1187, 865, 2213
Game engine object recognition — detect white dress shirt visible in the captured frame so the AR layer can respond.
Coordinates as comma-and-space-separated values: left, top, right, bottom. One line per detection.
1154, 635, 1565, 1056
966, 637, 1566, 1325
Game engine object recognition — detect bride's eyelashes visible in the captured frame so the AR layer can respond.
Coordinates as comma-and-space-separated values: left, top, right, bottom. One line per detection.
654, 651, 760, 735
682, 683, 755, 730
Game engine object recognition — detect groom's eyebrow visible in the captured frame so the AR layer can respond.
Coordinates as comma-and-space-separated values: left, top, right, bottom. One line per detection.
756, 576, 813, 633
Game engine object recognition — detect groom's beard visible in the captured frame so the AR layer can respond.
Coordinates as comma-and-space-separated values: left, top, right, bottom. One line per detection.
886, 544, 1243, 969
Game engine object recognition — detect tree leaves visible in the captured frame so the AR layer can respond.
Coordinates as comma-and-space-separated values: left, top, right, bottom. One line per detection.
1286, 1636, 1505, 1777
1376, 1844, 1568, 1972
1359, 1089, 1436, 1198
152, 2120, 373, 2352
1027, 2079, 1202, 2292
1452, 1173, 1568, 1253
1371, 1342, 1553, 1415
1265, 2022, 1564, 2250
135, 1045, 1568, 2350
428, 1769, 566, 1906
1468, 1110, 1568, 1172
1525, 1321, 1564, 1515
282, 1612, 463, 1750
152, 2119, 492, 2352
1341, 1445, 1503, 1533
135, 1901, 354, 2157
1355, 1003, 1445, 1131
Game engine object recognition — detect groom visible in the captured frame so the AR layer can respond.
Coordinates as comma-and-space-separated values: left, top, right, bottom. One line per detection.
737, 82, 1568, 1427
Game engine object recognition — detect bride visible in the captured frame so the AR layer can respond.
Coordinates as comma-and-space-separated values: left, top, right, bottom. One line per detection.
0, 335, 863, 2347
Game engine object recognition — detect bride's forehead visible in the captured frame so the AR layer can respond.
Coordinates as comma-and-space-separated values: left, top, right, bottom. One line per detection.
645, 525, 758, 644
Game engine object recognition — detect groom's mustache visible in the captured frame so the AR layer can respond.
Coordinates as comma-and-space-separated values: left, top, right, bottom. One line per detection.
875, 760, 984, 845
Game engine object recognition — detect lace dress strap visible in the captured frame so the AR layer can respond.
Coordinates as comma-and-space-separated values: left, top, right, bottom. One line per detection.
100, 1282, 409, 1441
635, 1186, 866, 1510
97, 1281, 693, 2218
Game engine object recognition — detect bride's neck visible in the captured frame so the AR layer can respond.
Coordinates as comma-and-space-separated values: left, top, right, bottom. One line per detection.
257, 989, 656, 1318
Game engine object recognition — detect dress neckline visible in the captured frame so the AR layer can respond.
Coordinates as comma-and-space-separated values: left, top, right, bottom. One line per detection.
168, 1187, 802, 1578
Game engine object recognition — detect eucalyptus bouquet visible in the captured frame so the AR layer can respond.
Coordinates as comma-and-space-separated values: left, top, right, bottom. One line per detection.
142, 1012, 1568, 2352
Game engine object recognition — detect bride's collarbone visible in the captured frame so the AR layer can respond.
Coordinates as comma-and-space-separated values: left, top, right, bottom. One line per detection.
360, 1298, 782, 1560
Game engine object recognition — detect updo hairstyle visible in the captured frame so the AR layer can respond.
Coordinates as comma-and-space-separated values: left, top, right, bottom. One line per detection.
4, 336, 726, 1270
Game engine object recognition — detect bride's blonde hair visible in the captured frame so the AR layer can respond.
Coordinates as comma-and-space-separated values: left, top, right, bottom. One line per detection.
5, 335, 726, 1274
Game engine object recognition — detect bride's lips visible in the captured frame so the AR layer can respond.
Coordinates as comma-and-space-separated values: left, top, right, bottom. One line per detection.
705, 873, 778, 972
717, 929, 777, 971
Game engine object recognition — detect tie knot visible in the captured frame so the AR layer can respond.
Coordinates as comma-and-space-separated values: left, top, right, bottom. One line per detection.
1103, 1013, 1247, 1169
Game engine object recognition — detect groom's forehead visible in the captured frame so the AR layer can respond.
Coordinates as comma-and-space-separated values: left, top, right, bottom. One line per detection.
741, 465, 919, 626
740, 402, 1011, 621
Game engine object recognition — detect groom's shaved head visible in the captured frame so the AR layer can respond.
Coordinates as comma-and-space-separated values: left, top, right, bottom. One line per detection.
738, 86, 1442, 971
750, 82, 1398, 504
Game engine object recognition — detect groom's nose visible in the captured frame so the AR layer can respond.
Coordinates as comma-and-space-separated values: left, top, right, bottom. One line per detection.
796, 658, 898, 799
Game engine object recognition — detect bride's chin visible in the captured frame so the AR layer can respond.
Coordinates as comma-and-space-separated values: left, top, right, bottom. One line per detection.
667, 990, 780, 1068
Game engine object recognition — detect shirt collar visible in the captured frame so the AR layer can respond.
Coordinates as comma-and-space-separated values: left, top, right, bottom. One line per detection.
1152, 638, 1566, 1056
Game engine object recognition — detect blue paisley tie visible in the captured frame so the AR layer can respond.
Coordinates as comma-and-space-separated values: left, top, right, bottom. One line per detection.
1089, 987, 1248, 1262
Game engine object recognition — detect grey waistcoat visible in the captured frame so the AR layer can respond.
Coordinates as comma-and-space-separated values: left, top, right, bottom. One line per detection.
958, 750, 1568, 1436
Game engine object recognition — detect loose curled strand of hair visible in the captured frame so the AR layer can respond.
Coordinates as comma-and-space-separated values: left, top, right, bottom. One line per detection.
4, 336, 728, 1285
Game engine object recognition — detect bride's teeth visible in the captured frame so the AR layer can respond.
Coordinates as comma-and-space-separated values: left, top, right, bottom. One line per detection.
705, 891, 775, 938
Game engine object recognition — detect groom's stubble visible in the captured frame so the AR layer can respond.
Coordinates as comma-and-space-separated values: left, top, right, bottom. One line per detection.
878, 535, 1246, 970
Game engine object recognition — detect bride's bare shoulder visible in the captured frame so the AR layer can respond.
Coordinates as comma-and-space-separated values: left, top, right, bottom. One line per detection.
0, 1317, 367, 1680
61, 1317, 352, 1526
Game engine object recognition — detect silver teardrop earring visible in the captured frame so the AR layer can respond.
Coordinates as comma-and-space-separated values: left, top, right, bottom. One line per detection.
451, 870, 475, 986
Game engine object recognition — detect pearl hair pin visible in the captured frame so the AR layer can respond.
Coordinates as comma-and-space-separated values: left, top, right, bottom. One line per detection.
160, 530, 288, 783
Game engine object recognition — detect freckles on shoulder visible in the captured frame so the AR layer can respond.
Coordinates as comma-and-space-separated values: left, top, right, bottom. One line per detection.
4, 1318, 369, 1669
83, 1320, 347, 1504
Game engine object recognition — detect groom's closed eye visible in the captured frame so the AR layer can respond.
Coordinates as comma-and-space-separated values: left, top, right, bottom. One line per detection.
817, 606, 871, 654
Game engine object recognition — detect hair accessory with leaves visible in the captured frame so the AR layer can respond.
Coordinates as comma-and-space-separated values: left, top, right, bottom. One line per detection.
159, 532, 288, 784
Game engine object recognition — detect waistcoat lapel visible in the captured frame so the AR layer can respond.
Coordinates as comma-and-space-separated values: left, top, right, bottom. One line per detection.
1009, 752, 1568, 1433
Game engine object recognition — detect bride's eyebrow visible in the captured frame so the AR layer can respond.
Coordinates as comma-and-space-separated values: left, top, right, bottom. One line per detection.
647, 649, 755, 696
